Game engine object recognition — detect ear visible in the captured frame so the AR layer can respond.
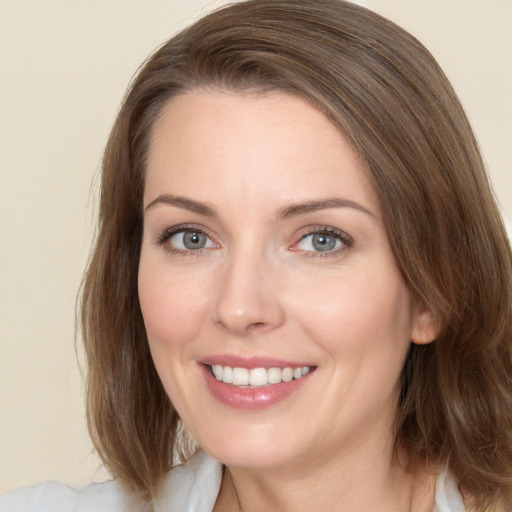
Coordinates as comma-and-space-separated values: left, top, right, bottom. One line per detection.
411, 302, 438, 345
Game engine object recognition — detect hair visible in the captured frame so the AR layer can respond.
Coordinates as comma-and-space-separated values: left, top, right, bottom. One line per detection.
81, 0, 512, 509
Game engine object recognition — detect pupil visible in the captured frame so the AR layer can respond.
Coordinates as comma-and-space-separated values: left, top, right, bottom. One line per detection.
312, 233, 336, 251
184, 231, 206, 249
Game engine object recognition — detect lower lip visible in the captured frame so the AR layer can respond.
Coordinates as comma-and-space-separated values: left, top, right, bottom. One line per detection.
200, 364, 313, 410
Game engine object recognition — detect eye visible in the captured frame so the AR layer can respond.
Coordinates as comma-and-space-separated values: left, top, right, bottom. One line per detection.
292, 227, 352, 255
171, 230, 212, 250
157, 226, 218, 253
298, 232, 342, 252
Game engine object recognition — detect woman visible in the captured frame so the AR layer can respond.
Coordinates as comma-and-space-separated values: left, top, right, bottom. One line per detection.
2, 0, 511, 511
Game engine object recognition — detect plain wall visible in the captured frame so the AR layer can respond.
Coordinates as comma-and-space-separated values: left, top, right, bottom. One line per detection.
1, 0, 511, 493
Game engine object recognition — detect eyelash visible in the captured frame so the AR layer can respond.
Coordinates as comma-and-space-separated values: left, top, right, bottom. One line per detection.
154, 224, 353, 257
292, 226, 353, 258
155, 224, 216, 256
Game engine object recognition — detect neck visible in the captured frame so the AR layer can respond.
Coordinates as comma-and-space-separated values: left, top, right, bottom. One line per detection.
214, 441, 435, 512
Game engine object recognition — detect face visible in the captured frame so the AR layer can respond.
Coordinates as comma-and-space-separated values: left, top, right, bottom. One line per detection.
138, 90, 428, 473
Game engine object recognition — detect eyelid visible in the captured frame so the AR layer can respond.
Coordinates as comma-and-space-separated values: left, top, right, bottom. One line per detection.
153, 223, 352, 257
290, 225, 353, 256
154, 224, 219, 254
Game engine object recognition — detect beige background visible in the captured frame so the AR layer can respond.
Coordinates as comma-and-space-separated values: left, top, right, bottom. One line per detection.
1, 0, 511, 493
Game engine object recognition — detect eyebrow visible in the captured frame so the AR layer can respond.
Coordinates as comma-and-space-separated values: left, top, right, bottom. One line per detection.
144, 194, 216, 217
144, 194, 375, 220
276, 198, 375, 220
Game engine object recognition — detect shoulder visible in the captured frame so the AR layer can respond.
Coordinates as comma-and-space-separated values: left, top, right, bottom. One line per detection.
0, 479, 129, 512
435, 470, 511, 512
434, 468, 467, 512
0, 451, 223, 512
155, 449, 223, 512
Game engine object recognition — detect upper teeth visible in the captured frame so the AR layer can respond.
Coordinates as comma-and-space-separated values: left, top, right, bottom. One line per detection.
211, 365, 311, 387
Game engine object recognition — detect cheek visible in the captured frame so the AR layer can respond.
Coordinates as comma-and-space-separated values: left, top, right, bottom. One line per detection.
137, 255, 210, 350
137, 255, 214, 411
290, 265, 414, 358
292, 267, 415, 423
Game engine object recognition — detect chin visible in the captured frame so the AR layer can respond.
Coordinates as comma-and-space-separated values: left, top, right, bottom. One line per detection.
197, 426, 299, 470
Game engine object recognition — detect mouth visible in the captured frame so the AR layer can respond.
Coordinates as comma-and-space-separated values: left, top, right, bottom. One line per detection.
199, 356, 316, 409
207, 364, 313, 388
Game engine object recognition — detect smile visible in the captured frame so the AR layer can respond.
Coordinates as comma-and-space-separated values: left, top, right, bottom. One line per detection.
210, 365, 311, 387
200, 360, 316, 409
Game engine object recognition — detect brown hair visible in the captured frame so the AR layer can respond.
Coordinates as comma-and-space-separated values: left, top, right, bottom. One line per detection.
81, 0, 512, 508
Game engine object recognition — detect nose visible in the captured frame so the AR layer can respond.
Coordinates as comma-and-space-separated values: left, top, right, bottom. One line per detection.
211, 249, 285, 336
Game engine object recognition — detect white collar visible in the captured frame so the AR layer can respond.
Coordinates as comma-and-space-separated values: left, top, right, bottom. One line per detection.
157, 450, 466, 512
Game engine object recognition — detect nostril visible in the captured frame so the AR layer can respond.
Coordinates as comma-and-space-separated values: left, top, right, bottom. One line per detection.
211, 284, 286, 334
247, 321, 271, 332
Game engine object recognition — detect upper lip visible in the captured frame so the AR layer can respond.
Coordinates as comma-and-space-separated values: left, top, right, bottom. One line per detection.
200, 355, 313, 369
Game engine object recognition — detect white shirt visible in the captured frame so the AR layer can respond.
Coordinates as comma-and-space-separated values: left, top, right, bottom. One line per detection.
0, 450, 466, 511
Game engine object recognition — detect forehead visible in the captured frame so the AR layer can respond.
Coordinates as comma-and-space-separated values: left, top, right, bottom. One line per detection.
144, 89, 379, 215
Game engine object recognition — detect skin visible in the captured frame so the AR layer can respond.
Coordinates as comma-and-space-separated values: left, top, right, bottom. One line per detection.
138, 90, 438, 512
